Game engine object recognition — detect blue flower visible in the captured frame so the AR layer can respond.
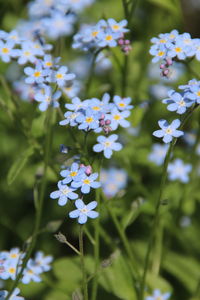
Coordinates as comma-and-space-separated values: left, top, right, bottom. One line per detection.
14, 42, 37, 65
145, 289, 171, 300
107, 19, 129, 34
107, 108, 130, 130
60, 162, 84, 184
153, 119, 184, 143
148, 143, 169, 166
97, 30, 120, 48
100, 168, 127, 198
71, 172, 101, 194
113, 95, 133, 111
22, 259, 42, 284
167, 158, 192, 183
69, 199, 99, 224
0, 288, 24, 300
33, 251, 52, 273
162, 90, 194, 114
65, 97, 87, 111
50, 181, 78, 206
59, 111, 81, 127
149, 45, 167, 63
76, 108, 100, 131
24, 62, 47, 84
93, 134, 122, 158
52, 66, 75, 87
34, 85, 61, 111
0, 40, 16, 63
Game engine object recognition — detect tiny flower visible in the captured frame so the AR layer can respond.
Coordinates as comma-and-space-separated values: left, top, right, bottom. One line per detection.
71, 172, 101, 194
93, 134, 122, 158
113, 95, 133, 111
153, 119, 184, 143
76, 108, 100, 131
148, 143, 169, 166
22, 259, 41, 284
50, 181, 78, 206
69, 199, 99, 224
34, 85, 61, 111
59, 111, 80, 127
60, 162, 84, 184
145, 289, 171, 300
0, 40, 15, 63
107, 108, 130, 130
52, 66, 75, 87
162, 90, 194, 114
167, 158, 192, 183
24, 62, 47, 84
34, 251, 53, 272
107, 19, 129, 34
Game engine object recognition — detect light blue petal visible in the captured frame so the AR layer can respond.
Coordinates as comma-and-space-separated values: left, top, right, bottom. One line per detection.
87, 211, 99, 219
50, 191, 60, 199
93, 144, 104, 152
78, 214, 87, 224
75, 199, 84, 209
86, 201, 97, 210
69, 209, 80, 218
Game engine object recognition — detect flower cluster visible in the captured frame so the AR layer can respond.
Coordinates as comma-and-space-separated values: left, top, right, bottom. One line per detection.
72, 19, 129, 51
0, 248, 52, 284
50, 163, 100, 224
100, 168, 128, 197
60, 94, 133, 159
150, 30, 200, 66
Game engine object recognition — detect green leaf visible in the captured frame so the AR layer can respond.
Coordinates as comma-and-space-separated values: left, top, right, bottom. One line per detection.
53, 257, 82, 295
147, 0, 178, 14
163, 251, 200, 292
31, 113, 46, 138
99, 250, 137, 300
7, 146, 34, 185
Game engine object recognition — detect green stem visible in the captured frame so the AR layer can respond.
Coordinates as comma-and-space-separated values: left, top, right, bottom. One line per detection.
104, 197, 140, 290
139, 104, 199, 300
85, 49, 102, 97
5, 107, 53, 299
121, 55, 129, 97
91, 158, 103, 300
79, 226, 88, 300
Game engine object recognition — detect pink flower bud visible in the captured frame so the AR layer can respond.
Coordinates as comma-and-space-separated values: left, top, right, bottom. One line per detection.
85, 165, 92, 175
125, 39, 130, 45
99, 113, 105, 120
105, 119, 111, 125
163, 69, 169, 76
118, 38, 124, 45
103, 126, 112, 134
80, 164, 85, 168
160, 64, 165, 69
99, 120, 105, 126
166, 58, 173, 66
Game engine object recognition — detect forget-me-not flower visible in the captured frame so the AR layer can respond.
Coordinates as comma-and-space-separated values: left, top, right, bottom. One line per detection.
34, 85, 61, 111
162, 90, 194, 114
24, 62, 47, 84
148, 143, 169, 166
0, 288, 24, 300
52, 66, 75, 86
50, 181, 78, 206
69, 199, 99, 224
71, 172, 101, 194
153, 119, 184, 143
93, 134, 122, 158
167, 158, 192, 183
60, 162, 84, 184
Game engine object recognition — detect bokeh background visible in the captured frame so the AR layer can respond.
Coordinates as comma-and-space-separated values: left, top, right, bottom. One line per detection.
0, 0, 200, 299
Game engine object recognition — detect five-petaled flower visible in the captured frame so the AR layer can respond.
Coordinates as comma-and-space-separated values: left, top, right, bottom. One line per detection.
93, 134, 122, 158
153, 119, 184, 143
69, 199, 99, 224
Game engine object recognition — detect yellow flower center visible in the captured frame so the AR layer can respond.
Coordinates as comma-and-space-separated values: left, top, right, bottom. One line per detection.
34, 71, 41, 77
86, 117, 93, 123
24, 51, 31, 56
10, 254, 18, 258
158, 50, 165, 56
2, 47, 9, 54
196, 91, 200, 97
46, 61, 52, 67
92, 106, 100, 111
92, 31, 99, 37
118, 102, 125, 107
9, 267, 16, 274
106, 35, 113, 41
70, 171, 77, 177
159, 39, 166, 43
56, 73, 63, 79
83, 179, 90, 185
112, 25, 120, 30
175, 47, 182, 53
114, 114, 121, 120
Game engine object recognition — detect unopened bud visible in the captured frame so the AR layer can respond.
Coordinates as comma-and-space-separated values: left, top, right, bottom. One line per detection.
160, 64, 165, 69
103, 126, 112, 134
166, 58, 173, 66
105, 119, 111, 125
99, 113, 105, 120
163, 69, 169, 76
99, 119, 105, 126
85, 165, 92, 175
124, 39, 130, 45
118, 38, 124, 45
